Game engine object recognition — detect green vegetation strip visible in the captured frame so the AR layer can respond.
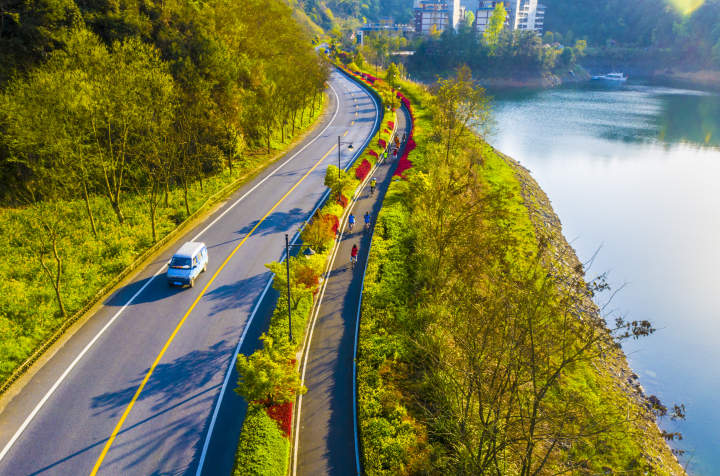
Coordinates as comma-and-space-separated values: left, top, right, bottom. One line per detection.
345, 58, 685, 474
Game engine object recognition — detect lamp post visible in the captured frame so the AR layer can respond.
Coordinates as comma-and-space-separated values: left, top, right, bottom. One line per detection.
337, 136, 354, 196
284, 233, 305, 343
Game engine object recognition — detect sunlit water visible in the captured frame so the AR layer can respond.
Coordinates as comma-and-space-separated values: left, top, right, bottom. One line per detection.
490, 82, 720, 475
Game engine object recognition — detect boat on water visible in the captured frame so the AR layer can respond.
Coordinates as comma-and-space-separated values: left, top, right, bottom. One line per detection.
591, 72, 628, 82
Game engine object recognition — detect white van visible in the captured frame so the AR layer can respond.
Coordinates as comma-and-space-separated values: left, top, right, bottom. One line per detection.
167, 242, 208, 288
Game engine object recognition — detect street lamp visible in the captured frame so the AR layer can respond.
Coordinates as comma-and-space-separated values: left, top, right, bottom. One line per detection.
337, 135, 354, 174
337, 136, 354, 197
283, 234, 317, 343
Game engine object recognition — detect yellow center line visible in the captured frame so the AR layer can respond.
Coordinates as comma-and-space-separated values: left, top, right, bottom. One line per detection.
343, 130, 349, 137
351, 121, 355, 125
90, 144, 338, 476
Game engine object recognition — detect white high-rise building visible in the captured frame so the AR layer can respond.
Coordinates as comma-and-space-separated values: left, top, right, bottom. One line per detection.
474, 0, 545, 34
414, 0, 462, 35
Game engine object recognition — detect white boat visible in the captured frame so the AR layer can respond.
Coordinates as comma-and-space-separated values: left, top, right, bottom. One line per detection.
591, 72, 628, 82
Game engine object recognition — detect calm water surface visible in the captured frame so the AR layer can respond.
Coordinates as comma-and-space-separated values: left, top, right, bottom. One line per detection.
490, 82, 720, 475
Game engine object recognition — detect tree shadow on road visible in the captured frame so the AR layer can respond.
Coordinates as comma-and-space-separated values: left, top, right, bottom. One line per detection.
90, 340, 232, 417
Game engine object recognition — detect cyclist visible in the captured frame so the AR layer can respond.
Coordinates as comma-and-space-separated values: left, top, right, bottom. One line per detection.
348, 213, 355, 231
350, 244, 359, 269
370, 177, 377, 195
364, 212, 371, 230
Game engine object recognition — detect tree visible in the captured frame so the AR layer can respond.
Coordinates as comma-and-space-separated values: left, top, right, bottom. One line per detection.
324, 165, 356, 201
385, 62, 400, 88
574, 38, 587, 56
463, 11, 475, 32
431, 65, 492, 163
559, 45, 576, 66
543, 31, 555, 44
235, 334, 305, 406
484, 2, 507, 54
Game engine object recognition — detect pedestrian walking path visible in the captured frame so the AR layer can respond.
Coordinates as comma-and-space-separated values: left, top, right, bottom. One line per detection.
295, 104, 412, 476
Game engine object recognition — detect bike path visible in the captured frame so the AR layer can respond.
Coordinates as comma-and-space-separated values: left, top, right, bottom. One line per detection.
296, 103, 412, 476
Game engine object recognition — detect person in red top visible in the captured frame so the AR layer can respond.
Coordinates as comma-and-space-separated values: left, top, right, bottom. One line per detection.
350, 244, 359, 269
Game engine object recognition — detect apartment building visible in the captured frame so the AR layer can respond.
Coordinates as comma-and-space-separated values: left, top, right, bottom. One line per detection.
414, 0, 462, 35
474, 0, 545, 34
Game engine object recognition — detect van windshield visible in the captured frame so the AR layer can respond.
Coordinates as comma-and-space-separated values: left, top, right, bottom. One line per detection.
169, 257, 192, 269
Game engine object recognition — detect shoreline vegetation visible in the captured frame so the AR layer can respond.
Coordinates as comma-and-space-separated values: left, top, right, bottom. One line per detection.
341, 55, 686, 473
0, 0, 329, 390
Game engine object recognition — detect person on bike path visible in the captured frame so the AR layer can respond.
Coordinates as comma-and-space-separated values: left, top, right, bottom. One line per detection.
364, 212, 371, 229
370, 177, 377, 195
348, 213, 355, 231
351, 244, 359, 268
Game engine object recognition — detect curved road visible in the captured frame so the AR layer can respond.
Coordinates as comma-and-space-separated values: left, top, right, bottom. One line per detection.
0, 69, 379, 476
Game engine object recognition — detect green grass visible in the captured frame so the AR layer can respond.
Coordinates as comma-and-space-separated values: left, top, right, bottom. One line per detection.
0, 96, 325, 387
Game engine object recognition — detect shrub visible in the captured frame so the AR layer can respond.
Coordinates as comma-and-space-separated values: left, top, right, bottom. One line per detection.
233, 406, 289, 476
301, 214, 336, 251
355, 159, 372, 181
265, 401, 293, 437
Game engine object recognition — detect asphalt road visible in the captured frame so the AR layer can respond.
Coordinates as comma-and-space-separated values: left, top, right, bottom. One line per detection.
0, 69, 379, 476
295, 103, 412, 476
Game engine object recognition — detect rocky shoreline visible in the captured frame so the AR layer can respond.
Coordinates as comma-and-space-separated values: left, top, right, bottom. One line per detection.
477, 65, 591, 89
499, 150, 686, 474
652, 69, 720, 91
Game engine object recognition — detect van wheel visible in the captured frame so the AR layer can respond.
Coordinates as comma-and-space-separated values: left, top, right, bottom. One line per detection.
202, 263, 207, 273
190, 278, 195, 288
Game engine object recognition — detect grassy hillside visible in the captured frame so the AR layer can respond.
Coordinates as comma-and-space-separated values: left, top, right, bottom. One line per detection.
345, 59, 686, 474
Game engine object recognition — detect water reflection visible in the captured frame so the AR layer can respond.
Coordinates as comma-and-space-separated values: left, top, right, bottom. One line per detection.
490, 82, 720, 475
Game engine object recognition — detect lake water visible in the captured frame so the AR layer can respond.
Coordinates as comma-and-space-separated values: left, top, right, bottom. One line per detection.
490, 81, 720, 475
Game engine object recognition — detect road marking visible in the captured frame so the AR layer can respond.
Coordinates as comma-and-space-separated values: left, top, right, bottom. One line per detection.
90, 143, 339, 476
0, 75, 345, 470
343, 130, 349, 137
351, 121, 355, 125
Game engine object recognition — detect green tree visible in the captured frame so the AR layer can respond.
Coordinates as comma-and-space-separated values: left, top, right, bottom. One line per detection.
483, 2, 507, 54
385, 62, 400, 88
432, 65, 492, 163
235, 334, 305, 405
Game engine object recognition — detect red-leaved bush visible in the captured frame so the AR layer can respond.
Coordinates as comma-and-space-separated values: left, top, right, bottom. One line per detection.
394, 149, 413, 178
368, 149, 378, 158
329, 214, 340, 235
355, 159, 371, 180
378, 138, 386, 149
387, 121, 395, 129
265, 401, 293, 437
337, 194, 349, 208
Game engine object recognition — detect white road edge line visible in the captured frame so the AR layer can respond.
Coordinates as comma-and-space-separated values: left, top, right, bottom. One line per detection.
292, 68, 382, 476
0, 74, 345, 466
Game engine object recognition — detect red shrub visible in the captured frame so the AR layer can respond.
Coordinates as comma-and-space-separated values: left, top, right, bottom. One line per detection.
378, 138, 387, 149
355, 159, 371, 181
295, 264, 320, 289
394, 150, 413, 178
265, 401, 293, 437
368, 149, 378, 158
328, 214, 340, 235
387, 121, 395, 130
337, 194, 349, 208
